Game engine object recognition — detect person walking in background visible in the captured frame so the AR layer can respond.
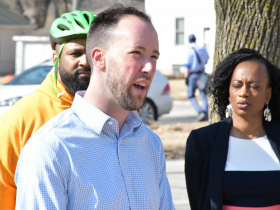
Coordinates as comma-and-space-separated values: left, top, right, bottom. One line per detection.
184, 34, 209, 121
0, 10, 95, 209
15, 5, 175, 209
185, 48, 280, 210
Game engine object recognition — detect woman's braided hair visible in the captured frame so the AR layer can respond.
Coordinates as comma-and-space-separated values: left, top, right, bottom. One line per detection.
209, 48, 280, 120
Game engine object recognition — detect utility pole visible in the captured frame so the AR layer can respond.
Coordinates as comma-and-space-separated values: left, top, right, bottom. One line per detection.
72, 0, 81, 11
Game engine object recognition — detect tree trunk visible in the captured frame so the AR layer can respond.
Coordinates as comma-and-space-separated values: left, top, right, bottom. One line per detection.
32, 0, 52, 28
0, 0, 24, 16
209, 0, 280, 123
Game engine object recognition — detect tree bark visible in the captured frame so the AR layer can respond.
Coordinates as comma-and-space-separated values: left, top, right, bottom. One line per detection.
0, 0, 71, 28
32, 0, 70, 28
209, 0, 280, 123
0, 0, 24, 16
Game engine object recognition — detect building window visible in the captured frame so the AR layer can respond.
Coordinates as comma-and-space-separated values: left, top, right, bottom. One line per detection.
175, 18, 184, 45
203, 28, 210, 52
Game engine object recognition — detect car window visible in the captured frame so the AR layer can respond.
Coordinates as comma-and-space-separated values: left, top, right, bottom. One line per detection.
10, 66, 52, 85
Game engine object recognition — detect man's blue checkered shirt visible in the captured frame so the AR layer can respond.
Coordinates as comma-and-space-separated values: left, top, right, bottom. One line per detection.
15, 91, 175, 209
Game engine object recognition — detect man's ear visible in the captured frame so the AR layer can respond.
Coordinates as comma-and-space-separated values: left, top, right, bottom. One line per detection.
52, 51, 59, 68
91, 47, 106, 71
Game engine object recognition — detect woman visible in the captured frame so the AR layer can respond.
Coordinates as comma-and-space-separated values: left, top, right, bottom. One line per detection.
185, 48, 280, 210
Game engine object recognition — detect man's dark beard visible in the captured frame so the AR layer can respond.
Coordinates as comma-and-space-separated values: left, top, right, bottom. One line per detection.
59, 65, 91, 96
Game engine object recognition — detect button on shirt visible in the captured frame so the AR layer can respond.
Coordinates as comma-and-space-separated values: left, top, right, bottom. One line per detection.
15, 91, 175, 210
184, 43, 209, 72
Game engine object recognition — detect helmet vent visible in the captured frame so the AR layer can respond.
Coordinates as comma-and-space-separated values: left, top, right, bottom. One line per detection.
74, 19, 85, 29
62, 16, 67, 19
83, 14, 90, 24
57, 24, 70, 31
72, 13, 77, 16
67, 20, 72, 24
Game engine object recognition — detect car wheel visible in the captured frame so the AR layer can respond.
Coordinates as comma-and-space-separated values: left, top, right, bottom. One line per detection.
138, 99, 157, 125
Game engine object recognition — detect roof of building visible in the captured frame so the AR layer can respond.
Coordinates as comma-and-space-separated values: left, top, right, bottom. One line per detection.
0, 4, 35, 28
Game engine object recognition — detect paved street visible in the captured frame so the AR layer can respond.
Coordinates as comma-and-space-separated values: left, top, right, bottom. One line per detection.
158, 100, 201, 124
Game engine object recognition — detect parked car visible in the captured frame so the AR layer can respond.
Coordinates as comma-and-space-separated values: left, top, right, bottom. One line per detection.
0, 60, 173, 124
138, 70, 173, 124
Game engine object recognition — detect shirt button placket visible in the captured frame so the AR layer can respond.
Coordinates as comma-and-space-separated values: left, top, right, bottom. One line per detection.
118, 139, 134, 209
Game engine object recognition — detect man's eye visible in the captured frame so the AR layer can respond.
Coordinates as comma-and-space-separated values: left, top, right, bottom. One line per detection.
151, 55, 158, 60
132, 51, 141, 55
71, 52, 82, 56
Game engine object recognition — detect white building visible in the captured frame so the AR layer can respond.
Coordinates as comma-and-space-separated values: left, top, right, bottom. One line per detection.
145, 0, 216, 76
13, 36, 52, 75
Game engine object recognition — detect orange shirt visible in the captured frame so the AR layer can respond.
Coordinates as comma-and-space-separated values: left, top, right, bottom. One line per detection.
0, 70, 73, 209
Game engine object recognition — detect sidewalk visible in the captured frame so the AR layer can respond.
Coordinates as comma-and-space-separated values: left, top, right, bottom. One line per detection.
159, 99, 203, 209
166, 160, 190, 210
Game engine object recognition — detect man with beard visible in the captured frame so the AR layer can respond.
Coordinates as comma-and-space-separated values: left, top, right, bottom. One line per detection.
15, 5, 175, 209
0, 11, 95, 209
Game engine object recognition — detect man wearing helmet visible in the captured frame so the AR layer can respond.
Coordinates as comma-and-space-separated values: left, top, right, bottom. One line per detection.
0, 10, 95, 209
50, 11, 95, 97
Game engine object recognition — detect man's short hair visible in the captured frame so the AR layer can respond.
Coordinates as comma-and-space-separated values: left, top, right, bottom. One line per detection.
86, 4, 152, 68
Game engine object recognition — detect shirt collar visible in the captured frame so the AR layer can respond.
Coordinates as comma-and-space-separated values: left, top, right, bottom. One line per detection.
190, 42, 197, 47
71, 91, 110, 135
71, 91, 142, 136
121, 110, 142, 135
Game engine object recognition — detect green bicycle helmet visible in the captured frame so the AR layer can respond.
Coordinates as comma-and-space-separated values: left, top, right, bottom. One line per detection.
50, 10, 95, 50
49, 10, 96, 97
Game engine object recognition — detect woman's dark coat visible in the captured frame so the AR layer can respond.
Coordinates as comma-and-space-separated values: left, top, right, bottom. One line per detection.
184, 118, 280, 210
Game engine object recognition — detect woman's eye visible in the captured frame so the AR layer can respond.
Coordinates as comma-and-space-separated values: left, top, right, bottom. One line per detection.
232, 84, 241, 88
251, 85, 259, 89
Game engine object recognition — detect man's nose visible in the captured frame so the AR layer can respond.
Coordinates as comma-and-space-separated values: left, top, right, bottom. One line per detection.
80, 54, 89, 67
141, 59, 155, 74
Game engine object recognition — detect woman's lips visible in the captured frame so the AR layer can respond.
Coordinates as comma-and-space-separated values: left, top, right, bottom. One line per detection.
237, 101, 250, 109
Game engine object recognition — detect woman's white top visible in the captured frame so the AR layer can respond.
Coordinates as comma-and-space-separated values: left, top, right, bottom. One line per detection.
225, 135, 280, 171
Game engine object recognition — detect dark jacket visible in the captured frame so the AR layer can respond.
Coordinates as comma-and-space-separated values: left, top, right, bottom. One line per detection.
184, 118, 280, 210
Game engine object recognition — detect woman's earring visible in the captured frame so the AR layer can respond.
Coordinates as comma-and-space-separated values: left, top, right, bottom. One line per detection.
225, 104, 233, 118
264, 103, 272, 122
